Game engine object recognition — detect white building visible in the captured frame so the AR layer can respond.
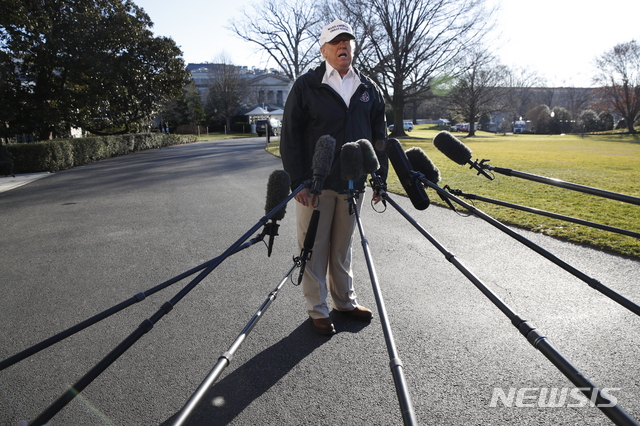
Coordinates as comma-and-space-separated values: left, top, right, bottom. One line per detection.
187, 63, 293, 111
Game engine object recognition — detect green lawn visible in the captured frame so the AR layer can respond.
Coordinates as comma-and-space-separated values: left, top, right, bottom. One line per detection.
392, 126, 640, 259
194, 133, 256, 142
267, 126, 640, 259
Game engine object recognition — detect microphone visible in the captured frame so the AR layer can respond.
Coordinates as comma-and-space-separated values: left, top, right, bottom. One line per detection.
405, 147, 441, 184
357, 139, 380, 174
359, 138, 386, 205
311, 135, 336, 194
264, 170, 291, 257
384, 138, 430, 210
298, 209, 320, 284
405, 146, 458, 210
341, 141, 364, 215
340, 141, 364, 181
433, 131, 493, 180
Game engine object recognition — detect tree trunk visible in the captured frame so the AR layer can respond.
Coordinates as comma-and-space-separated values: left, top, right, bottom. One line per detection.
468, 106, 477, 137
628, 120, 636, 134
390, 96, 406, 138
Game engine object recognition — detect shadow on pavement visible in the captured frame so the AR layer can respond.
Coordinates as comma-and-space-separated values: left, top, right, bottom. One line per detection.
161, 317, 369, 425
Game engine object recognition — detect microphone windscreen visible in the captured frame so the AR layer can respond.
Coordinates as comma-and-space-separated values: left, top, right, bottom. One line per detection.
357, 139, 380, 174
433, 131, 472, 165
405, 147, 441, 184
340, 141, 364, 181
265, 170, 291, 220
312, 135, 336, 176
385, 138, 430, 210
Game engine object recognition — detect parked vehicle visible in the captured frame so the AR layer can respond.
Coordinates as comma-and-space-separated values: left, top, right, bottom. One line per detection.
452, 122, 469, 132
513, 120, 532, 134
256, 118, 281, 137
388, 121, 414, 132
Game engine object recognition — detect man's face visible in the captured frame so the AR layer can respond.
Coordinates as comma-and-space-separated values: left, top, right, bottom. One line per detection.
320, 34, 353, 75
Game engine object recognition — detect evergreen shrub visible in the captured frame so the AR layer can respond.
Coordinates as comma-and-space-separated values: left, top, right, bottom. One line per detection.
5, 133, 196, 173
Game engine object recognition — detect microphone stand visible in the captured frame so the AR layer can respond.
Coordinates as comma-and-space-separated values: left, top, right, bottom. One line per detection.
0, 231, 269, 372
171, 259, 301, 426
26, 180, 311, 426
411, 172, 640, 318
346, 182, 418, 426
480, 163, 640, 206
446, 187, 640, 239
347, 179, 356, 215
368, 174, 639, 426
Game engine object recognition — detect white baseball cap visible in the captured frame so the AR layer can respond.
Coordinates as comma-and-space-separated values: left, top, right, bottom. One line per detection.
319, 19, 355, 46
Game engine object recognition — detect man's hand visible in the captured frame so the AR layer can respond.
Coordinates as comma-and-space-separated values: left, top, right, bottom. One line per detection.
372, 190, 382, 205
295, 188, 318, 207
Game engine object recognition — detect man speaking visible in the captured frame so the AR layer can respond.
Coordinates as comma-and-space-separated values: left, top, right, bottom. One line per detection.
280, 19, 388, 335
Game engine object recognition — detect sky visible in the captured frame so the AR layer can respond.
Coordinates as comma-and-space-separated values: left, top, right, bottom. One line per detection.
133, 0, 640, 88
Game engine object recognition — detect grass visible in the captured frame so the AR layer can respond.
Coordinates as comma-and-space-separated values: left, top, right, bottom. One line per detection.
267, 126, 640, 259
193, 133, 256, 142
394, 126, 640, 259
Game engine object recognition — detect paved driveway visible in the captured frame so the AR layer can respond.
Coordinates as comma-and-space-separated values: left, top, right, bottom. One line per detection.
1, 138, 639, 425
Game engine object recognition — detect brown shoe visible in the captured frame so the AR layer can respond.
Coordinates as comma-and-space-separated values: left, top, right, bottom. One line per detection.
311, 317, 336, 336
341, 306, 373, 321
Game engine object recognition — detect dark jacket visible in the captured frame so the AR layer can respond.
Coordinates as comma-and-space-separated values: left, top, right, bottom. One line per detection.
280, 62, 388, 192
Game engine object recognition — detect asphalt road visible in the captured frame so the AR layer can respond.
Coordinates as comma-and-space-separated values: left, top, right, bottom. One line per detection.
1, 137, 639, 426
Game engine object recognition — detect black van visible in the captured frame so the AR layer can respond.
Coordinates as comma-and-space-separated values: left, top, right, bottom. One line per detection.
256, 119, 281, 137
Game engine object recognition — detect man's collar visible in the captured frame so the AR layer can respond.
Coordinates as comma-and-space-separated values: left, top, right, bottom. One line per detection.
324, 60, 355, 78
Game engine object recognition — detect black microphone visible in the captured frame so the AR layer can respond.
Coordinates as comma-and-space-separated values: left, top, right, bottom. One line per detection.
405, 147, 441, 184
311, 135, 336, 194
357, 139, 380, 174
359, 138, 386, 205
298, 209, 320, 284
433, 131, 493, 180
341, 141, 364, 215
264, 170, 291, 257
385, 138, 430, 210
340, 141, 364, 181
405, 146, 458, 210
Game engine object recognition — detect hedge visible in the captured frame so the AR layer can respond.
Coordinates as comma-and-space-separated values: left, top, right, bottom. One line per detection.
232, 122, 252, 133
5, 133, 197, 174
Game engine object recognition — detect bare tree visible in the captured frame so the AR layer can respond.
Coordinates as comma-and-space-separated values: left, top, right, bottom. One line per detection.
594, 40, 640, 133
504, 66, 545, 123
206, 55, 248, 131
535, 87, 556, 111
228, 0, 323, 80
447, 48, 509, 136
558, 87, 596, 118
333, 0, 496, 137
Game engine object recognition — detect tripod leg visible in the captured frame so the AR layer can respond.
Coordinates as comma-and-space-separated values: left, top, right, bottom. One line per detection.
172, 262, 299, 426
349, 189, 418, 426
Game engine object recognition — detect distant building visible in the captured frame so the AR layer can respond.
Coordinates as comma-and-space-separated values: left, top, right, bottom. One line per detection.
187, 63, 293, 111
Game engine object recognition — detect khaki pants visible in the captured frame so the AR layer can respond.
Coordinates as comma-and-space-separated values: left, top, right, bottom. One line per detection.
296, 189, 365, 319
